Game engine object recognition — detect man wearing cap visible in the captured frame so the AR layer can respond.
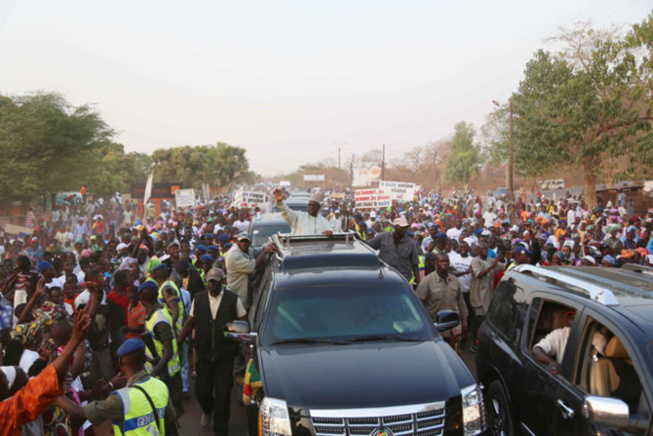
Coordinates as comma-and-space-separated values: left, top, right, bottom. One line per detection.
225, 233, 277, 310
66, 337, 178, 435
139, 280, 183, 417
273, 189, 333, 235
367, 217, 421, 284
506, 244, 533, 272
151, 264, 184, 334
161, 240, 181, 270
178, 268, 246, 434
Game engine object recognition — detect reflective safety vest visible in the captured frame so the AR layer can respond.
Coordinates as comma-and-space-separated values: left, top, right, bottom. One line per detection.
145, 308, 181, 377
112, 376, 169, 436
410, 256, 426, 284
158, 280, 184, 333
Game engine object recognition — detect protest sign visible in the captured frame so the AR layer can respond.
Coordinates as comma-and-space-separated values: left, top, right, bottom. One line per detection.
355, 189, 391, 209
175, 189, 196, 208
378, 181, 415, 201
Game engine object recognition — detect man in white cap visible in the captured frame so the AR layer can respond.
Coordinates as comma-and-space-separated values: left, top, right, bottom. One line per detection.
367, 216, 421, 284
273, 189, 333, 235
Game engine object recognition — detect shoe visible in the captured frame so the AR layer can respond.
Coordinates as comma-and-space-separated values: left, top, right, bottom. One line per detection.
201, 413, 212, 427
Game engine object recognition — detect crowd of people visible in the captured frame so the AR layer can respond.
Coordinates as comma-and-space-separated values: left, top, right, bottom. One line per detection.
0, 185, 651, 434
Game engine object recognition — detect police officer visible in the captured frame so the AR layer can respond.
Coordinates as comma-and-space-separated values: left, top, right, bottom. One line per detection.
76, 338, 177, 435
139, 280, 183, 417
177, 268, 246, 435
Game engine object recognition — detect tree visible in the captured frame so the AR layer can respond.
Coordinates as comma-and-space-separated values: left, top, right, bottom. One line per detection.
152, 142, 254, 191
502, 19, 653, 207
445, 121, 483, 191
0, 92, 113, 206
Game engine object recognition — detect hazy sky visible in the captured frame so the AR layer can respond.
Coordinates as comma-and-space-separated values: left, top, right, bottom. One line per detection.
1, 0, 650, 176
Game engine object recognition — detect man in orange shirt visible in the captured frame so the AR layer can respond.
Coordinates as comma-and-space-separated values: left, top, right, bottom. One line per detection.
0, 310, 91, 435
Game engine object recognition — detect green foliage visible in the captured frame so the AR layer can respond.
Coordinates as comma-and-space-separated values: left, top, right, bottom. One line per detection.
0, 92, 113, 205
152, 142, 255, 190
445, 121, 483, 189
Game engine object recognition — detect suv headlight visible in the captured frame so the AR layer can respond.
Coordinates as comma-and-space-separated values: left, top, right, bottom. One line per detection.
259, 397, 292, 436
461, 384, 486, 435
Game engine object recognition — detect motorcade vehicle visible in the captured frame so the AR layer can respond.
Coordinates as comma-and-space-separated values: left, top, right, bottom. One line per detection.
226, 233, 487, 436
541, 179, 565, 190
493, 188, 510, 201
476, 264, 653, 435
248, 213, 291, 251
271, 198, 309, 213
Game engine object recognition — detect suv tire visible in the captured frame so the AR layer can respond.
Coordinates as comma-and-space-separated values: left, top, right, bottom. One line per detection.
486, 380, 513, 436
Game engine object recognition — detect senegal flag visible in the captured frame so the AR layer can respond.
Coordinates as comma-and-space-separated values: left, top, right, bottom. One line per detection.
243, 358, 263, 404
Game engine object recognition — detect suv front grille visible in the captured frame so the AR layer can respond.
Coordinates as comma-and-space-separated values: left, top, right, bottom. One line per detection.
310, 402, 445, 436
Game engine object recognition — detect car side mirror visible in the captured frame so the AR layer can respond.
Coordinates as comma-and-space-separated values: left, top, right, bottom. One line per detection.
583, 396, 629, 429
434, 310, 459, 332
224, 320, 257, 343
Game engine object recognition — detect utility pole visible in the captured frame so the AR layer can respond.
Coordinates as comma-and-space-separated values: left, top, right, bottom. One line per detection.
338, 147, 341, 170
350, 154, 354, 186
381, 143, 386, 181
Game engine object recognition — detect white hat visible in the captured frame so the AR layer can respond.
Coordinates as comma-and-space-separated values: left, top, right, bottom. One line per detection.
370, 212, 376, 218
116, 243, 128, 252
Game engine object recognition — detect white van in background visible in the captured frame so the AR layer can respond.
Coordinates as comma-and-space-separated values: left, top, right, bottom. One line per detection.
541, 179, 565, 190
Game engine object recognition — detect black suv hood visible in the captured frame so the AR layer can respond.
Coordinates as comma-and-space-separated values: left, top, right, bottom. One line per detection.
259, 340, 473, 410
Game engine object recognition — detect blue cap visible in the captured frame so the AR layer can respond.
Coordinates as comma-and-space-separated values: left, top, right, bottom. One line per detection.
36, 260, 52, 272
208, 245, 219, 251
224, 242, 233, 250
152, 263, 168, 273
205, 233, 214, 240
434, 232, 447, 239
137, 281, 158, 293
195, 244, 207, 253
117, 338, 146, 357
218, 233, 229, 242
514, 246, 532, 256
200, 254, 214, 262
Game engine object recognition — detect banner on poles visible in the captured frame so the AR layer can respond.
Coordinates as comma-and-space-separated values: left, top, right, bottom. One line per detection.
355, 189, 391, 209
131, 182, 182, 199
175, 189, 196, 208
378, 181, 415, 201
303, 174, 325, 182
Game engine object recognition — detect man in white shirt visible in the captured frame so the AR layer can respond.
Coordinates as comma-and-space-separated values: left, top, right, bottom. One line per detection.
232, 213, 251, 234
273, 189, 333, 235
532, 309, 575, 374
446, 217, 464, 240
482, 208, 496, 228
329, 210, 344, 233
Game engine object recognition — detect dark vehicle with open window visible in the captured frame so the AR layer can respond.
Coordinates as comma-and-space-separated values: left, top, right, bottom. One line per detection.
476, 264, 653, 435
226, 233, 487, 436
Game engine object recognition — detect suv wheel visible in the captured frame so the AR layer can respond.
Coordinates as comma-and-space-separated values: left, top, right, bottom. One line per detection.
486, 380, 513, 436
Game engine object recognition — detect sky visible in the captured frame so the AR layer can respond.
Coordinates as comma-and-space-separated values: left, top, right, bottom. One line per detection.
1, 0, 651, 176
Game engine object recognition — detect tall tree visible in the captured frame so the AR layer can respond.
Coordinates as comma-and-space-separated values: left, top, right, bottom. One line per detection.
0, 92, 112, 206
445, 121, 483, 191
506, 19, 653, 207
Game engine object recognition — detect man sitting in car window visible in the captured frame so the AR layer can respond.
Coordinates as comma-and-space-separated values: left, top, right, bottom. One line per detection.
532, 309, 575, 374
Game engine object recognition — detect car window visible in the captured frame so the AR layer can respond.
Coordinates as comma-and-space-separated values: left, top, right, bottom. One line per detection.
574, 319, 645, 416
261, 284, 431, 344
250, 268, 273, 331
528, 299, 577, 370
486, 281, 527, 343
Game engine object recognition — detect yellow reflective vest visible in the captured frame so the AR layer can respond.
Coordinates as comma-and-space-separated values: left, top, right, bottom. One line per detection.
112, 376, 169, 435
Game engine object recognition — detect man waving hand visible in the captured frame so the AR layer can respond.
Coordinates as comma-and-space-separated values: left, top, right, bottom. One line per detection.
273, 189, 333, 236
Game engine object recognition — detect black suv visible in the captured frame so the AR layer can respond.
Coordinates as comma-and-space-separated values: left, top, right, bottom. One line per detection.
476, 264, 653, 435
226, 233, 487, 436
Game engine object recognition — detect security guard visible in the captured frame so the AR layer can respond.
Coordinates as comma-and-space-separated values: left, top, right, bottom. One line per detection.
139, 280, 183, 417
151, 264, 184, 334
77, 338, 177, 435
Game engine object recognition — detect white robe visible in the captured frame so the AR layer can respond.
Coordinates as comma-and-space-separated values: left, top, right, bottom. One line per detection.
278, 202, 333, 234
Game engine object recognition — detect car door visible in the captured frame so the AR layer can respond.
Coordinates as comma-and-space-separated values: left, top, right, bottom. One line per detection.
515, 296, 583, 435
554, 310, 650, 434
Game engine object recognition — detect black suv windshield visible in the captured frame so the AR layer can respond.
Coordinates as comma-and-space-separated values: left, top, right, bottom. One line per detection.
261, 284, 431, 346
